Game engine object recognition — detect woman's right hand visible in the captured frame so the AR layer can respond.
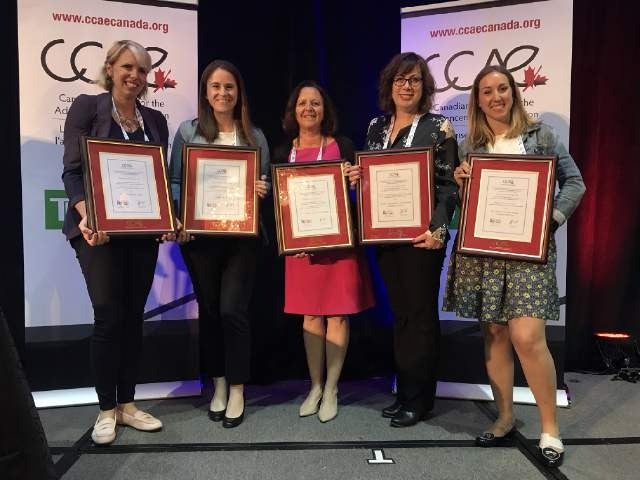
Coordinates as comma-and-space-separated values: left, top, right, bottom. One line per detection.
176, 219, 193, 244
454, 161, 471, 189
79, 216, 110, 246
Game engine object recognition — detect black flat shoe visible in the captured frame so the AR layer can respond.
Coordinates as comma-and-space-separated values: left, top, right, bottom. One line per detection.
475, 428, 515, 447
382, 400, 402, 418
390, 408, 424, 427
222, 410, 244, 428
539, 446, 564, 467
538, 433, 564, 467
208, 409, 225, 422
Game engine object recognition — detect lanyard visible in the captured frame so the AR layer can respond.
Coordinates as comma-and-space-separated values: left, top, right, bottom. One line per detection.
288, 136, 325, 163
111, 97, 149, 142
383, 113, 422, 149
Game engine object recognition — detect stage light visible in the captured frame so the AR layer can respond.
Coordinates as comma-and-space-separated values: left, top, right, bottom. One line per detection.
594, 332, 640, 381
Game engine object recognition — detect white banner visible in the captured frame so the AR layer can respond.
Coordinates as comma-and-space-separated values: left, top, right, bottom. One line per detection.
18, 0, 198, 326
401, 0, 573, 324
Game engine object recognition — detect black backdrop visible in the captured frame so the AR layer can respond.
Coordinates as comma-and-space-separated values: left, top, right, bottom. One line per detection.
1, 0, 638, 383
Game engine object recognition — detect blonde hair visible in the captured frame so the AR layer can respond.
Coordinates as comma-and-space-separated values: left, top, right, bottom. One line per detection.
467, 65, 535, 149
95, 40, 152, 98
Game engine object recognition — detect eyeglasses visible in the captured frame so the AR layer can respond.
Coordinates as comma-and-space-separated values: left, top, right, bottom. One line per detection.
393, 76, 422, 88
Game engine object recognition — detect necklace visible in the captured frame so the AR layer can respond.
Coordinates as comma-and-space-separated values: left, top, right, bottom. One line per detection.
111, 97, 148, 141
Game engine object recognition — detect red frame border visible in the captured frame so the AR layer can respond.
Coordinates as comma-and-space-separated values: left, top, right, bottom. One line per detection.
457, 154, 556, 262
272, 161, 353, 255
181, 144, 259, 236
84, 138, 174, 234
356, 147, 434, 244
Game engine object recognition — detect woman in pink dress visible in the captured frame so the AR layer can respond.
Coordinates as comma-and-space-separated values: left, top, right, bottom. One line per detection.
273, 81, 375, 422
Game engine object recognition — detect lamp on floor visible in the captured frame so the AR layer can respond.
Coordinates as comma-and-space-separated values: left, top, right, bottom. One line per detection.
594, 332, 640, 382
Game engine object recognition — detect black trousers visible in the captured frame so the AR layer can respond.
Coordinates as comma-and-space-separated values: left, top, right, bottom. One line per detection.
378, 245, 445, 412
181, 237, 257, 385
72, 237, 158, 410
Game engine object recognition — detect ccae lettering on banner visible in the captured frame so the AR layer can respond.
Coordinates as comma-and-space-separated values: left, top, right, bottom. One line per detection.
40, 39, 176, 91
426, 45, 548, 93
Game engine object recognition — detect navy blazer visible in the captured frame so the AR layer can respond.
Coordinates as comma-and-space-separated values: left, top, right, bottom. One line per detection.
61, 92, 169, 240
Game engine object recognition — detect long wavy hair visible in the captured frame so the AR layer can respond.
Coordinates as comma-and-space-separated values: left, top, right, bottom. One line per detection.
467, 65, 536, 149
196, 60, 256, 146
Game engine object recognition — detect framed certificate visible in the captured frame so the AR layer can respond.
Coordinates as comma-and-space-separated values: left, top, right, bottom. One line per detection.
272, 160, 354, 255
181, 144, 259, 236
81, 136, 175, 235
356, 147, 434, 244
457, 154, 556, 263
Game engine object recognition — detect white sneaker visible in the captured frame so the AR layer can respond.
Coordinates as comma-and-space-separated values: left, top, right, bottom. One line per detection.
116, 409, 163, 431
91, 415, 116, 445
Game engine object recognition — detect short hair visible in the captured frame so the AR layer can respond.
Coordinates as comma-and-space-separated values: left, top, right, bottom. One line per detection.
95, 40, 152, 97
467, 65, 536, 149
196, 60, 256, 146
282, 80, 338, 139
378, 52, 435, 115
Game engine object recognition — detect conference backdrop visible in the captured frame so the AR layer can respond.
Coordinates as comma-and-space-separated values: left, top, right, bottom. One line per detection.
401, 0, 573, 325
18, 0, 198, 327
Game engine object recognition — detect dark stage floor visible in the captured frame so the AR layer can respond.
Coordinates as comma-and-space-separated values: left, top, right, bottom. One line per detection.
41, 373, 640, 480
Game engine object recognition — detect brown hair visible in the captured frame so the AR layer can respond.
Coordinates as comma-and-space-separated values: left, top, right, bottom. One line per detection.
467, 64, 535, 149
378, 52, 435, 115
196, 60, 256, 146
282, 80, 338, 139
96, 40, 151, 97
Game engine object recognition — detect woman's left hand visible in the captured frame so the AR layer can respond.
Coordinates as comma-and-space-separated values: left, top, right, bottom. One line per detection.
343, 162, 362, 189
256, 175, 269, 199
412, 230, 444, 249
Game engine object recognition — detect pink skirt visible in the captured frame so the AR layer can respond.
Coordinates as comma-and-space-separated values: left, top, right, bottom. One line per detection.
284, 249, 375, 315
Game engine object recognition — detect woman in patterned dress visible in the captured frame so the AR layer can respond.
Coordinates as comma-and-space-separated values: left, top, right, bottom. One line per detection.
443, 65, 585, 466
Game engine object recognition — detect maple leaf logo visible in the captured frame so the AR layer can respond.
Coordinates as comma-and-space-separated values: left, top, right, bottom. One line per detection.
152, 68, 178, 92
522, 65, 548, 91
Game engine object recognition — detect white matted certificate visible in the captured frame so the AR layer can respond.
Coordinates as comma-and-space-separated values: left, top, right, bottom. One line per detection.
287, 174, 339, 238
181, 144, 259, 236
99, 152, 161, 220
369, 162, 421, 229
194, 158, 247, 221
355, 147, 434, 244
271, 160, 354, 255
474, 170, 539, 243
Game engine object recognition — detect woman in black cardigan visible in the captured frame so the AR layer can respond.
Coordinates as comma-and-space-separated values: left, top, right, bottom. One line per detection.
62, 40, 171, 445
273, 81, 374, 423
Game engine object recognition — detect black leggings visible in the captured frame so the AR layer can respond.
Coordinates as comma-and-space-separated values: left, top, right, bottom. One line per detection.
72, 236, 158, 410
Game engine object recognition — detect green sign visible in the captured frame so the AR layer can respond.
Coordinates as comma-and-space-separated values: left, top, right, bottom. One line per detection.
44, 190, 68, 229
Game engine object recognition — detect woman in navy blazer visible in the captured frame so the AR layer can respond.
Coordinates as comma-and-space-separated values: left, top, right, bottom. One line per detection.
62, 40, 171, 445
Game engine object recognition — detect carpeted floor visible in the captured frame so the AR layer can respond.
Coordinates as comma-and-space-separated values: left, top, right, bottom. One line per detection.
39, 373, 640, 480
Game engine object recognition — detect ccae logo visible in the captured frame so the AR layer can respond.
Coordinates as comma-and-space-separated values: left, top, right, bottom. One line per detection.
44, 189, 68, 229
426, 45, 549, 92
40, 39, 177, 91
